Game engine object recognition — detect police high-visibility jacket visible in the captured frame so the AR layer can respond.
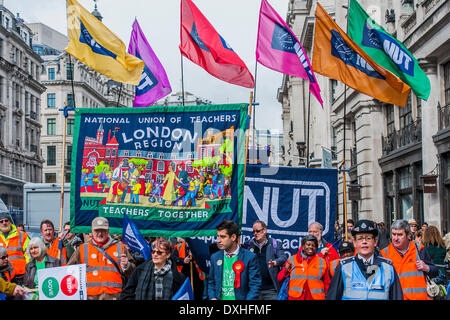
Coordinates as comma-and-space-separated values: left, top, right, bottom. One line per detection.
380, 242, 429, 300
341, 256, 395, 300
46, 238, 67, 266
0, 225, 29, 276
287, 254, 327, 300
80, 242, 124, 296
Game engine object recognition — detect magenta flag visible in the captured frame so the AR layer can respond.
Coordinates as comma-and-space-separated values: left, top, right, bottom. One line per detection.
128, 19, 172, 107
256, 0, 323, 106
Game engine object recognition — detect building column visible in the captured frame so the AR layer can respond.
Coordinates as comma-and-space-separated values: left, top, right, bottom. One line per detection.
419, 58, 441, 229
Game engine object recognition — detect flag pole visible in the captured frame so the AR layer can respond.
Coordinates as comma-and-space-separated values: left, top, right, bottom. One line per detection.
59, 101, 68, 234
306, 89, 311, 168
181, 55, 185, 106
252, 64, 258, 162
189, 261, 194, 295
244, 91, 253, 177
342, 84, 348, 241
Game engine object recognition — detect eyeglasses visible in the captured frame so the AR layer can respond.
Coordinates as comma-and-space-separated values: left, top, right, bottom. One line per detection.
252, 228, 264, 234
355, 235, 374, 242
151, 249, 167, 256
0, 255, 8, 260
0, 219, 9, 224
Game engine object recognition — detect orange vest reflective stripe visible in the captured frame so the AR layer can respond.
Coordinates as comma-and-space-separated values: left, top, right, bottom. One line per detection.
175, 241, 186, 273
0, 230, 27, 276
381, 242, 429, 300
194, 261, 205, 280
287, 254, 327, 300
329, 258, 340, 279
80, 242, 124, 296
47, 238, 67, 266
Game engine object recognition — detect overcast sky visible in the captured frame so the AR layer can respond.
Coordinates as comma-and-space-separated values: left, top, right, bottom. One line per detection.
7, 0, 289, 131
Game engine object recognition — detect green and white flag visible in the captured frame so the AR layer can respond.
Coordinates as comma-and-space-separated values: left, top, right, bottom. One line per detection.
348, 0, 430, 101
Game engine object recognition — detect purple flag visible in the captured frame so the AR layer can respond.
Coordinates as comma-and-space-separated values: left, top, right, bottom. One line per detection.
128, 19, 172, 107
256, 0, 322, 106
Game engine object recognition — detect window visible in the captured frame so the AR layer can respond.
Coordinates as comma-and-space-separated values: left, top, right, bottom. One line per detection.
47, 118, 56, 135
157, 161, 165, 172
48, 68, 55, 80
67, 118, 74, 135
47, 93, 56, 108
66, 63, 74, 80
399, 95, 413, 129
67, 94, 74, 108
445, 61, 450, 105
146, 160, 153, 171
386, 104, 395, 135
47, 146, 56, 166
66, 145, 72, 166
45, 173, 56, 183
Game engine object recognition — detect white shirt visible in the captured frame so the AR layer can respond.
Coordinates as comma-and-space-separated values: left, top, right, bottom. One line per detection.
225, 246, 240, 258
357, 254, 374, 265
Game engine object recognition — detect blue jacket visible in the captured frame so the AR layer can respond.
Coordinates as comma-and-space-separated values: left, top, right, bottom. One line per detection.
207, 247, 262, 300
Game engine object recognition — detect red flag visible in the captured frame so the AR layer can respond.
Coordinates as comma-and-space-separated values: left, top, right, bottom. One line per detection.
179, 0, 254, 88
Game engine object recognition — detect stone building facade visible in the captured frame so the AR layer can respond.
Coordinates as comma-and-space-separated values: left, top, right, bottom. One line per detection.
278, 0, 450, 232
0, 3, 46, 190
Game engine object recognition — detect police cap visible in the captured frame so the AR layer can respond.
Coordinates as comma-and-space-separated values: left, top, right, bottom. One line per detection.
351, 219, 378, 237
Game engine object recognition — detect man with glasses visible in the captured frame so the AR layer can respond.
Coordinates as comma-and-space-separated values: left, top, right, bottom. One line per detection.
68, 217, 135, 300
326, 219, 403, 300
242, 220, 288, 300
0, 207, 29, 285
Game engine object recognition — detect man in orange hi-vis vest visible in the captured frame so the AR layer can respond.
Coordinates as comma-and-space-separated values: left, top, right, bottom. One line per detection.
380, 219, 439, 300
68, 217, 135, 300
0, 208, 29, 285
40, 220, 68, 266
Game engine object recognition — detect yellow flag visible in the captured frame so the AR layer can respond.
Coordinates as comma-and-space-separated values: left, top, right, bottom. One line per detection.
312, 3, 410, 106
66, 0, 144, 85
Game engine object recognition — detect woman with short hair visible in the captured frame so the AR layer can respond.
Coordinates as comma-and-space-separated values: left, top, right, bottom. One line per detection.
23, 237, 61, 291
120, 239, 185, 300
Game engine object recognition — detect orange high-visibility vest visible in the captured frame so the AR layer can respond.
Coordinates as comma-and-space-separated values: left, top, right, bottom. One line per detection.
175, 241, 186, 273
80, 242, 124, 296
381, 242, 429, 300
46, 238, 68, 266
287, 254, 327, 300
329, 258, 340, 279
1, 268, 15, 282
0, 228, 28, 276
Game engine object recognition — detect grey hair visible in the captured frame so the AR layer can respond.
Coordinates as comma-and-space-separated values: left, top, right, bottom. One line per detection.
309, 222, 324, 232
391, 220, 411, 234
27, 237, 47, 260
0, 246, 7, 257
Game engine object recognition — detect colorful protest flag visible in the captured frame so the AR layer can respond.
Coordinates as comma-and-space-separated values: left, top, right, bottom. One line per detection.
348, 0, 430, 101
128, 19, 172, 107
66, 0, 144, 85
256, 0, 322, 106
122, 212, 151, 260
312, 3, 411, 107
70, 104, 248, 237
172, 278, 194, 300
179, 0, 254, 88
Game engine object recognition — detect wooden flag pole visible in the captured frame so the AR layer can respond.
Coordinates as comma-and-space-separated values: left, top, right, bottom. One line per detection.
343, 85, 348, 241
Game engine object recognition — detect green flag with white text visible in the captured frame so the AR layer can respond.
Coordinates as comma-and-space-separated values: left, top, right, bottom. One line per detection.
348, 0, 430, 101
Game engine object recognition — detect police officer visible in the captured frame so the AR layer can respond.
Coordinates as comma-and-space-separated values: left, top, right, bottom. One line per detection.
326, 219, 403, 300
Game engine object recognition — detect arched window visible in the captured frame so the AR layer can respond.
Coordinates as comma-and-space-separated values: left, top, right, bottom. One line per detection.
157, 161, 165, 172
146, 160, 153, 171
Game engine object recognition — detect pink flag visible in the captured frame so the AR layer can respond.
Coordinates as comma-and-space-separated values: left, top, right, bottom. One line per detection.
256, 0, 323, 106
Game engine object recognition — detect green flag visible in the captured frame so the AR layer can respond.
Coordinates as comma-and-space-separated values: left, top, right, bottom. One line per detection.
348, 0, 430, 101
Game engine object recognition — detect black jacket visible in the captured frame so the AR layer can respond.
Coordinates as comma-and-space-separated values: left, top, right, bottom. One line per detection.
120, 259, 185, 300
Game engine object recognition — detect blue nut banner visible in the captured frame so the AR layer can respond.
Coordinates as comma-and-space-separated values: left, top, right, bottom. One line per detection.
241, 165, 338, 255
70, 104, 248, 237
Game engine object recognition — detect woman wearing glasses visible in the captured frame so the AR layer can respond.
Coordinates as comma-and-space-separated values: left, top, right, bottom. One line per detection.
120, 239, 186, 300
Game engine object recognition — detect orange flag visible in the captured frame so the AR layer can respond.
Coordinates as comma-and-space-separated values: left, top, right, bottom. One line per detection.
312, 3, 410, 106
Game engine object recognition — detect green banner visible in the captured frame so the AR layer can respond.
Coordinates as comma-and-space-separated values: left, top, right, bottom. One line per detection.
348, 0, 430, 101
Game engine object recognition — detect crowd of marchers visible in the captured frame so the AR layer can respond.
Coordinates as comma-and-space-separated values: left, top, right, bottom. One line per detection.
1, 205, 449, 300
